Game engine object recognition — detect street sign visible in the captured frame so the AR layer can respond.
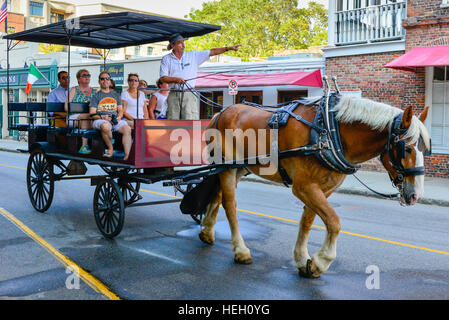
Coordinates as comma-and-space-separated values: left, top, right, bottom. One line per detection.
228, 79, 238, 95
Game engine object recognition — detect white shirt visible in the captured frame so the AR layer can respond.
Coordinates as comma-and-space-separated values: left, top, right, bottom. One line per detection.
121, 90, 147, 119
152, 92, 168, 117
160, 50, 210, 90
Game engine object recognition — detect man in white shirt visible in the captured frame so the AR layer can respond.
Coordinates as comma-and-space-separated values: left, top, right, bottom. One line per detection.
159, 34, 240, 120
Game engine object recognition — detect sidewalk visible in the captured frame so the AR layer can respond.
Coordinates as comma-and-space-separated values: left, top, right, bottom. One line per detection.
1, 138, 448, 207
0, 139, 28, 154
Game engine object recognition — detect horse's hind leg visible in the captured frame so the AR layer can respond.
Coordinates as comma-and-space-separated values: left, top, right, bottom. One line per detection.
199, 190, 222, 244
293, 183, 341, 278
199, 168, 248, 246
219, 168, 253, 264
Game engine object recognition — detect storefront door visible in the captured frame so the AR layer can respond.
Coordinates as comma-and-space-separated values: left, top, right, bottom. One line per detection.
8, 89, 20, 140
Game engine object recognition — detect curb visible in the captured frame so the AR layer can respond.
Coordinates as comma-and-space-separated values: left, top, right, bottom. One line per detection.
241, 176, 449, 207
0, 147, 24, 154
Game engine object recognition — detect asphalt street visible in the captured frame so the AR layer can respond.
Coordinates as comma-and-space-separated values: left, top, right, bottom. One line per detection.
1, 150, 449, 300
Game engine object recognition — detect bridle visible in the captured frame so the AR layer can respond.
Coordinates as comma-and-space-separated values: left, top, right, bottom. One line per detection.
383, 113, 425, 191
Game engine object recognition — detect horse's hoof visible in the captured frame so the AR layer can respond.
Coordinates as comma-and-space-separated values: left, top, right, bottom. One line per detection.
234, 253, 253, 264
199, 231, 214, 245
298, 259, 320, 278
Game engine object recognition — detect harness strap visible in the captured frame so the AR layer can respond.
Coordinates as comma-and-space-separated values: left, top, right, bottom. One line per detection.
271, 113, 292, 187
283, 108, 327, 134
278, 165, 292, 187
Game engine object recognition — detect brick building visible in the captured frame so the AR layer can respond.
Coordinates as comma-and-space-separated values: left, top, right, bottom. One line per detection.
324, 0, 449, 177
0, 12, 25, 34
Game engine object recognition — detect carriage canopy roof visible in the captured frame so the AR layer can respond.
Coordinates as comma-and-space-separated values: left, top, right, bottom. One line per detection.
4, 12, 221, 49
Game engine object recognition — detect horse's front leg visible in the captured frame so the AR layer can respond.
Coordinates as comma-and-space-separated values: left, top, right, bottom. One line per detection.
292, 183, 341, 278
220, 169, 253, 264
293, 206, 316, 275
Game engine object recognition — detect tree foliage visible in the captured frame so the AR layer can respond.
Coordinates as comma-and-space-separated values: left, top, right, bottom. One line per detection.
185, 0, 327, 61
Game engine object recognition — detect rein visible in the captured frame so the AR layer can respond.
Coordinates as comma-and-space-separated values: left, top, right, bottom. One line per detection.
353, 174, 399, 199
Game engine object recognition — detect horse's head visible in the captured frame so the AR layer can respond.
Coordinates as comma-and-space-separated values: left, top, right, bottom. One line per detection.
380, 106, 431, 206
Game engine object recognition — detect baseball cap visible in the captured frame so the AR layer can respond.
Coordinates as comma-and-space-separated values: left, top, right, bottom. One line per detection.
167, 33, 188, 50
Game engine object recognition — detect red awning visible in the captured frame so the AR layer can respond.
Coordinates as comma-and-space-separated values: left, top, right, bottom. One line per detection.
196, 69, 322, 88
385, 46, 449, 72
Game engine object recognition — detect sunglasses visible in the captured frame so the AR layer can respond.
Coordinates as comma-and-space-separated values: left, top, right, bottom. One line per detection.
80, 74, 91, 78
60, 76, 69, 80
100, 77, 111, 81
128, 79, 139, 82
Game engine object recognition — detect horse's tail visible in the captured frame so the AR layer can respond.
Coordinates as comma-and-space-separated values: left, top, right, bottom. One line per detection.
180, 174, 221, 216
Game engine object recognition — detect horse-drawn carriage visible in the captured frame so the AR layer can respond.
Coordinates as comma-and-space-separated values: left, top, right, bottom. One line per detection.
4, 12, 233, 238
4, 12, 433, 278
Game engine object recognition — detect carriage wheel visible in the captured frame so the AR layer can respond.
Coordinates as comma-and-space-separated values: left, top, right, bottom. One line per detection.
26, 149, 54, 213
93, 179, 125, 239
176, 182, 203, 224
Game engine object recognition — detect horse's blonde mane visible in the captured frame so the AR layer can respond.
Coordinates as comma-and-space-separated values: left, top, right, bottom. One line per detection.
335, 96, 431, 149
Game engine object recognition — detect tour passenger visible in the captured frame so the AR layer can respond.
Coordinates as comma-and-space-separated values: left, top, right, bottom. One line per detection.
66, 69, 96, 154
121, 73, 148, 128
147, 78, 169, 120
47, 71, 69, 127
89, 71, 132, 160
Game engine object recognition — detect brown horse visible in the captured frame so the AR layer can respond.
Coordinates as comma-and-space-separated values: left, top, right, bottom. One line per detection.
198, 96, 431, 278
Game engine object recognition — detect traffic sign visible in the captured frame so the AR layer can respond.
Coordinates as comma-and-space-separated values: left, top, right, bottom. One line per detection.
228, 79, 238, 95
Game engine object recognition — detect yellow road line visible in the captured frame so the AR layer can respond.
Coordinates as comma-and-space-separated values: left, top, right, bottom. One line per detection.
338, 230, 449, 256
0, 208, 121, 300
2, 162, 449, 257
0, 163, 26, 171
141, 188, 182, 199
223, 207, 449, 256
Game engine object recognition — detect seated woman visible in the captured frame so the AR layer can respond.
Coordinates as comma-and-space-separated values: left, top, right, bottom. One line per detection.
66, 69, 96, 154
148, 78, 169, 119
121, 73, 148, 128
90, 71, 132, 160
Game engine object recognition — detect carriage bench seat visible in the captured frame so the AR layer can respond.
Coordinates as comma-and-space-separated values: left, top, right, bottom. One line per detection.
9, 102, 47, 112
12, 124, 50, 131
69, 129, 101, 139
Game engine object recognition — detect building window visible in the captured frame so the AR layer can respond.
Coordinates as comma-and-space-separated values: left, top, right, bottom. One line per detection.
135, 46, 140, 56
27, 91, 38, 102
29, 1, 44, 16
147, 47, 154, 56
278, 90, 308, 104
432, 66, 449, 153
50, 12, 65, 23
237, 91, 262, 105
442, 0, 449, 7
199, 91, 223, 119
